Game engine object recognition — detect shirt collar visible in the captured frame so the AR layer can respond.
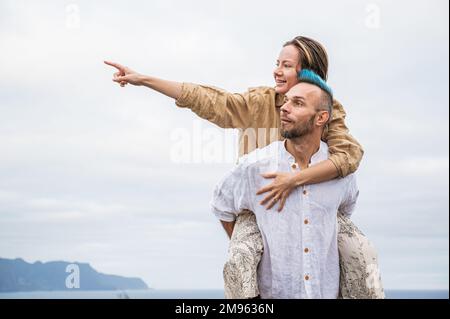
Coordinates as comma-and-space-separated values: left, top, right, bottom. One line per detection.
280, 140, 329, 167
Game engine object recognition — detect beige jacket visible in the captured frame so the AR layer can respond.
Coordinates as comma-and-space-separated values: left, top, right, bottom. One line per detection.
176, 83, 363, 177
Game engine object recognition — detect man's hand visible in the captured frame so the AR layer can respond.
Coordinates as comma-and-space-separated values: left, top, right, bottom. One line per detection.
257, 172, 297, 212
104, 61, 143, 87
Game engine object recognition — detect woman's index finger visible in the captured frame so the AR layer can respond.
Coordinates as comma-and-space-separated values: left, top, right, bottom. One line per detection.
104, 60, 124, 71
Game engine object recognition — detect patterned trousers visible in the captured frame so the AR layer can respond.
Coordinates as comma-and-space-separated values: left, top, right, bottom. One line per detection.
223, 211, 385, 299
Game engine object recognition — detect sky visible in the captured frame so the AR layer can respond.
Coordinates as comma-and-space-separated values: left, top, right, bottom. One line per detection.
0, 0, 448, 291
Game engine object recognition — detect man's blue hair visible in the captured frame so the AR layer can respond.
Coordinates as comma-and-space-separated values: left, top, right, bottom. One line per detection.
297, 69, 333, 98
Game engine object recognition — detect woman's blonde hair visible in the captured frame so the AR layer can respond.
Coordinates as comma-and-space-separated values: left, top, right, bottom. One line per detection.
284, 36, 329, 81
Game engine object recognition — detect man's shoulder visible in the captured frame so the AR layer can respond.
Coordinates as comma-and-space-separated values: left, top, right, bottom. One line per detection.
342, 171, 357, 186
331, 171, 358, 195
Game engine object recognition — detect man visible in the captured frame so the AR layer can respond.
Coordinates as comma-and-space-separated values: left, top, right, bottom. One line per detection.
211, 72, 358, 298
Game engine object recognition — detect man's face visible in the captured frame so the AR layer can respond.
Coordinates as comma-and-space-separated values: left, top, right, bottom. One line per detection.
280, 83, 323, 139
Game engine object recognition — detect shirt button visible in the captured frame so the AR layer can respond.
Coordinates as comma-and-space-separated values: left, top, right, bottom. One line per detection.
304, 219, 309, 224
304, 248, 309, 253
304, 275, 310, 281
303, 190, 307, 195
291, 163, 298, 170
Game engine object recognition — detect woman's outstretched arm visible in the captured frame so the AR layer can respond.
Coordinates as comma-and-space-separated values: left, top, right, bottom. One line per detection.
104, 61, 259, 129
104, 61, 183, 100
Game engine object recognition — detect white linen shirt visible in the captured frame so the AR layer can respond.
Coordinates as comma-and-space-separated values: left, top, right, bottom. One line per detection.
211, 140, 359, 299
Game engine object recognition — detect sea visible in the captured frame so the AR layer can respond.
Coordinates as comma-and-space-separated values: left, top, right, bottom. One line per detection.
0, 289, 448, 299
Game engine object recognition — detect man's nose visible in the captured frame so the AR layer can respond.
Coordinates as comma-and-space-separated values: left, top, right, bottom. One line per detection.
280, 101, 290, 113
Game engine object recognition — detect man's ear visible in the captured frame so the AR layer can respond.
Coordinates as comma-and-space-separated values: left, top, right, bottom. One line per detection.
316, 111, 330, 127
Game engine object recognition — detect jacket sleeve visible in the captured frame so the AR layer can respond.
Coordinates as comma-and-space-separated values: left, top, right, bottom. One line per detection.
175, 82, 262, 129
323, 100, 364, 177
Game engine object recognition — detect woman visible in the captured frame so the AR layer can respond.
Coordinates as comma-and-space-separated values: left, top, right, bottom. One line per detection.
105, 36, 384, 299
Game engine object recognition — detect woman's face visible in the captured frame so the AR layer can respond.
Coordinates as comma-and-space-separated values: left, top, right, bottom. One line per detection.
273, 45, 301, 95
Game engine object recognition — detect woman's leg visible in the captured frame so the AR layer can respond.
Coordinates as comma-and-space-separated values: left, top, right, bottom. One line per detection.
223, 210, 264, 299
337, 213, 385, 299
223, 211, 385, 299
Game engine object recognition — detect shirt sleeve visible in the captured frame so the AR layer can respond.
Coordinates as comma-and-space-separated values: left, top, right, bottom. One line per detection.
338, 174, 359, 217
175, 82, 265, 129
323, 100, 365, 177
210, 163, 254, 222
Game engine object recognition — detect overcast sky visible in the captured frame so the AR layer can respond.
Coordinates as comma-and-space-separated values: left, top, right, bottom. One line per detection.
0, 0, 448, 291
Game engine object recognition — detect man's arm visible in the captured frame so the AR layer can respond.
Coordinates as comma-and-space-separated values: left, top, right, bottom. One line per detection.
211, 163, 254, 238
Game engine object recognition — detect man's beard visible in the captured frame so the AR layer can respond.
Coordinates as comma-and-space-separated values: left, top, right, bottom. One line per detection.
281, 114, 316, 139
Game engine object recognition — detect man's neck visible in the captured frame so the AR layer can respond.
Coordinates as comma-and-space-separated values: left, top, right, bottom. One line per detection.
285, 133, 322, 169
